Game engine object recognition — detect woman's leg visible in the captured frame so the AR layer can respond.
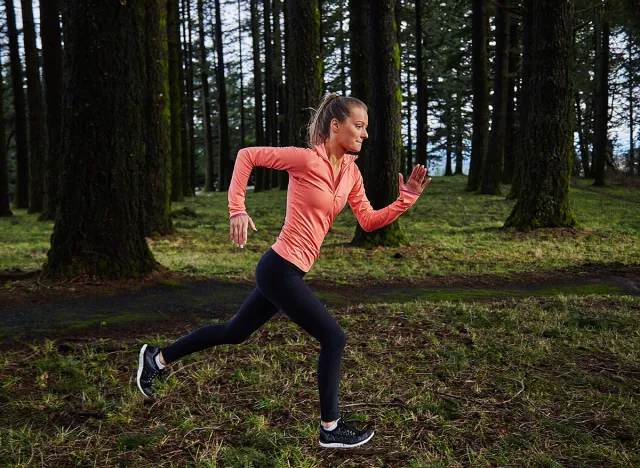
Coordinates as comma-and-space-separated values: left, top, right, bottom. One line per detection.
159, 286, 279, 364
255, 251, 346, 423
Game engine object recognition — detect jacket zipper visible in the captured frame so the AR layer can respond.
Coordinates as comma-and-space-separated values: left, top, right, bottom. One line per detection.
324, 157, 355, 220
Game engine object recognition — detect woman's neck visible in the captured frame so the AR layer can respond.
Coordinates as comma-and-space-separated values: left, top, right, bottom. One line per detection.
323, 140, 345, 165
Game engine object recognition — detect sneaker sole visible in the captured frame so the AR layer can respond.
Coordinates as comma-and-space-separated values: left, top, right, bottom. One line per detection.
319, 431, 374, 449
136, 344, 150, 396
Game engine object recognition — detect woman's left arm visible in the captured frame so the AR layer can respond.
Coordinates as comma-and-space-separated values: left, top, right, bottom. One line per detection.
348, 164, 431, 232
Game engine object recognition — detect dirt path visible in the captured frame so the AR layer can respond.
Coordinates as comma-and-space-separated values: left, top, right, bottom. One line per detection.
1, 264, 638, 341
571, 182, 640, 205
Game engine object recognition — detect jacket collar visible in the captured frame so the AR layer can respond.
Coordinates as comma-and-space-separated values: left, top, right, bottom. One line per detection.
313, 143, 359, 166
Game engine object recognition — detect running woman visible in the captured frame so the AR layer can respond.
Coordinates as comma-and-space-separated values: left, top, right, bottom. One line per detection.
136, 93, 431, 449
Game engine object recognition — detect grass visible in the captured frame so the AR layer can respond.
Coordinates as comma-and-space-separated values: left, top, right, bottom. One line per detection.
1, 175, 639, 285
0, 295, 638, 466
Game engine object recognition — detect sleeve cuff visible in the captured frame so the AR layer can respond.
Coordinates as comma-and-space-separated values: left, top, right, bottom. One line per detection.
230, 212, 248, 219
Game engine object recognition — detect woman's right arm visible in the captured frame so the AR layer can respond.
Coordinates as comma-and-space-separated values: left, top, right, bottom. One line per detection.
228, 146, 310, 219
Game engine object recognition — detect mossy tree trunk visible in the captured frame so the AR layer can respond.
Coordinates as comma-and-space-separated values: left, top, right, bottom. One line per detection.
214, 0, 231, 191
352, 0, 408, 248
3, 0, 29, 210
168, 0, 184, 201
0, 63, 11, 217
198, 0, 215, 192
504, 0, 577, 231
22, 0, 48, 214
479, 0, 510, 195
39, 0, 63, 221
286, 0, 321, 148
467, 0, 489, 192
45, 0, 157, 279
593, 11, 609, 187
144, 0, 173, 237
250, 0, 266, 192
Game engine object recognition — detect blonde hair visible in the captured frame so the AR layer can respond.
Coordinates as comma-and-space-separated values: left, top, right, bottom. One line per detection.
308, 93, 367, 146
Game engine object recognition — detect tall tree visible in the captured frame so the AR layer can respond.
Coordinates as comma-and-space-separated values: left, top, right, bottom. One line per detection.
504, 0, 576, 230
274, 0, 288, 189
352, 0, 407, 247
251, 0, 267, 192
263, 0, 275, 189
22, 0, 48, 214
3, 0, 29, 209
39, 0, 64, 221
593, 8, 610, 186
349, 0, 371, 174
286, 0, 321, 147
214, 0, 232, 191
479, 0, 510, 194
628, 32, 635, 175
415, 0, 427, 166
144, 0, 172, 236
46, 0, 156, 278
168, 0, 184, 200
502, 11, 520, 184
467, 0, 489, 191
198, 0, 216, 192
180, 0, 193, 197
0, 60, 11, 217
186, 0, 196, 190
238, 0, 246, 148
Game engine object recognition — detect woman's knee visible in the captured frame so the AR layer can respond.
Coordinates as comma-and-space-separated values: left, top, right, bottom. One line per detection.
323, 327, 347, 350
224, 322, 250, 345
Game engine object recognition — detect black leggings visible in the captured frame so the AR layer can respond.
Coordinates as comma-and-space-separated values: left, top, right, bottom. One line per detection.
161, 248, 346, 422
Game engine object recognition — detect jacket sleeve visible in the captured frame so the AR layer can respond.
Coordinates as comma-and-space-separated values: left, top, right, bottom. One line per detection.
347, 166, 421, 232
228, 146, 310, 218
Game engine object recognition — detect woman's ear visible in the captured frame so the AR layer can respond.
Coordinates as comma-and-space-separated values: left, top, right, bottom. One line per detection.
331, 118, 339, 132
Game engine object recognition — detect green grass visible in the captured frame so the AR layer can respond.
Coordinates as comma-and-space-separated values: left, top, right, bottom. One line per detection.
1, 175, 639, 285
1, 295, 638, 466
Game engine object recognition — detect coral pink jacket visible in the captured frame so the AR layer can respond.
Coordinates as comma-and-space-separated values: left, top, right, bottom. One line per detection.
228, 144, 421, 272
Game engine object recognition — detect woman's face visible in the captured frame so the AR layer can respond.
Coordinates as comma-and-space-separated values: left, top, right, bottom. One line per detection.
330, 106, 369, 153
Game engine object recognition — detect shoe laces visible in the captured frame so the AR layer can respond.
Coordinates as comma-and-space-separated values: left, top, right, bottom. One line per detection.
336, 411, 360, 436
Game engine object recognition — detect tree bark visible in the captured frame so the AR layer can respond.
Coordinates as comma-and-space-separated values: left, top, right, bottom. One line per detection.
250, 0, 266, 192
180, 0, 193, 197
467, 0, 489, 191
144, 0, 173, 237
575, 93, 591, 177
168, 0, 183, 200
186, 0, 196, 191
593, 12, 609, 187
263, 0, 275, 189
238, 0, 246, 149
273, 0, 289, 189
21, 0, 48, 214
628, 31, 635, 175
502, 9, 519, 184
39, 0, 64, 221
455, 67, 464, 175
198, 0, 216, 192
0, 61, 11, 217
3, 0, 29, 209
46, 0, 156, 279
352, 0, 408, 248
286, 0, 321, 148
214, 0, 232, 191
479, 0, 509, 195
407, 59, 413, 176
504, 0, 576, 230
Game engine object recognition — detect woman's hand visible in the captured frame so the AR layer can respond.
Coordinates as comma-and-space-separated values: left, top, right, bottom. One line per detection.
230, 214, 257, 249
399, 164, 431, 195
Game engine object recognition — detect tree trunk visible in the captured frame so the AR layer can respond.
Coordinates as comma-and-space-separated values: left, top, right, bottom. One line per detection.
504, 0, 576, 230
628, 32, 635, 175
455, 67, 464, 175
467, 0, 489, 191
144, 0, 172, 237
3, 0, 29, 209
238, 0, 246, 148
168, 0, 183, 201
273, 0, 289, 189
593, 13, 609, 187
38, 0, 64, 220
349, 0, 371, 175
250, 0, 266, 192
479, 0, 509, 194
180, 0, 193, 197
406, 60, 413, 176
214, 0, 232, 191
0, 62, 11, 217
46, 0, 156, 279
507, 0, 532, 200
502, 10, 519, 184
198, 0, 216, 192
186, 0, 196, 191
445, 108, 453, 176
286, 0, 321, 148
263, 0, 275, 190
352, 0, 408, 248
21, 0, 48, 214
415, 0, 427, 166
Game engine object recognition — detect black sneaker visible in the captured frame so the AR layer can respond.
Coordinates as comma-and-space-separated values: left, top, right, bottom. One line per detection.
136, 344, 164, 396
319, 413, 375, 449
